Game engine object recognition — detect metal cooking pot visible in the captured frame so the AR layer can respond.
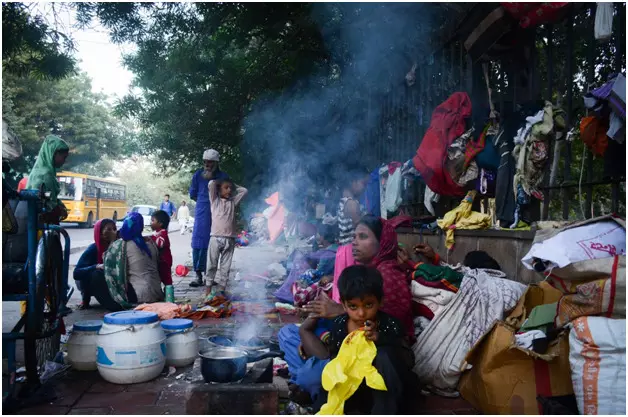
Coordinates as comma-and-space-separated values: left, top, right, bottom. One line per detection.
199, 346, 282, 383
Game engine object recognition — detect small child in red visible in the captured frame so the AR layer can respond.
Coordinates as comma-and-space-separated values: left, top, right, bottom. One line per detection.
151, 210, 173, 286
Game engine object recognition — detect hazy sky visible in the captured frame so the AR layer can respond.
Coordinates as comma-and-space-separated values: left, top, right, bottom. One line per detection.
35, 4, 135, 100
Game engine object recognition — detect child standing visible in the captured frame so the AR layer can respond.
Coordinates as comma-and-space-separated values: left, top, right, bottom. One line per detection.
302, 265, 417, 414
151, 210, 173, 286
206, 178, 247, 300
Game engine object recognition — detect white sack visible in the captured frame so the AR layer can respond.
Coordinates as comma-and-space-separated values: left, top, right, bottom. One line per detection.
411, 267, 525, 391
522, 220, 626, 270
569, 316, 626, 415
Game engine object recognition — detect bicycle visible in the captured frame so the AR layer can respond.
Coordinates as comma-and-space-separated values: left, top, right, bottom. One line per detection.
2, 183, 72, 412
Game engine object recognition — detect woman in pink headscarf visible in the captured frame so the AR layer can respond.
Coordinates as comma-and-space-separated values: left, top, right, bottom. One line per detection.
73, 219, 118, 309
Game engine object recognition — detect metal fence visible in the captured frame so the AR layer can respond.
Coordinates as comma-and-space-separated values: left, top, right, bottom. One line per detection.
363, 3, 626, 221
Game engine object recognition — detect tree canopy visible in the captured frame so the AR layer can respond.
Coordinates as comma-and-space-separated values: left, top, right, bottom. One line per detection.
73, 2, 464, 201
2, 70, 139, 179
2, 2, 76, 79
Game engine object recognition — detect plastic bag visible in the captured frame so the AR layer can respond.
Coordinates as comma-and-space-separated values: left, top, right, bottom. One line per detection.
318, 330, 387, 415
594, 2, 613, 42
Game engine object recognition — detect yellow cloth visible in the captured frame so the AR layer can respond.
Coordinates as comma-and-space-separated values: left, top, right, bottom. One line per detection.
317, 330, 387, 415
437, 191, 491, 250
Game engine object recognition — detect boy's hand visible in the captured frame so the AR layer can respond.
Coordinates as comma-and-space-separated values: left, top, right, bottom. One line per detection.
364, 320, 379, 343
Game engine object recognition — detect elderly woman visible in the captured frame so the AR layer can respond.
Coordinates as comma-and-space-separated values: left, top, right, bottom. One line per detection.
74, 219, 120, 310
103, 212, 163, 309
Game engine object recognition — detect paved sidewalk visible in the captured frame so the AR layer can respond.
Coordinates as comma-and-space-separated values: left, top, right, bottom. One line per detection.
9, 243, 479, 415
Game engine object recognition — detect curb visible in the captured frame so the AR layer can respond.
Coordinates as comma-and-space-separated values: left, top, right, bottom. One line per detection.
69, 244, 91, 255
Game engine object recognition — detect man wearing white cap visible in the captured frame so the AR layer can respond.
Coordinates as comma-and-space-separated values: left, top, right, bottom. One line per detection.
188, 149, 230, 287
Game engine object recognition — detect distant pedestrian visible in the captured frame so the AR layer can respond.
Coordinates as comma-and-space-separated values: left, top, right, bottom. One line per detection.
178, 200, 191, 235
160, 194, 176, 218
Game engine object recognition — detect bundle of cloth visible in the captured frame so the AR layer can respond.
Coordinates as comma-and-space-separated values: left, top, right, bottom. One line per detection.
411, 263, 463, 336
411, 265, 526, 395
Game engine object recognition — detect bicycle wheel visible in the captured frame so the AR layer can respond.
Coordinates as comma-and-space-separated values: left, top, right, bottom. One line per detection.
23, 231, 64, 383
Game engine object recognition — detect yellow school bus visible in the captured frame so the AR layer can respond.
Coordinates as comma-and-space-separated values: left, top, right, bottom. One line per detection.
56, 171, 128, 228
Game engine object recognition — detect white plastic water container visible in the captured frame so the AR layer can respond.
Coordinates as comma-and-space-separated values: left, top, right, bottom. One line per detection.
161, 319, 198, 367
97, 311, 166, 384
66, 320, 103, 371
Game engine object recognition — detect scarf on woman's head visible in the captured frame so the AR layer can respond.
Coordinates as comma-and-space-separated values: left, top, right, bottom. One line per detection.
368, 215, 415, 342
94, 219, 115, 264
120, 212, 152, 258
26, 135, 69, 206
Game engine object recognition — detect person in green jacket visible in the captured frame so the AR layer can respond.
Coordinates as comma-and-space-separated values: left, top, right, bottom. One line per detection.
26, 135, 70, 224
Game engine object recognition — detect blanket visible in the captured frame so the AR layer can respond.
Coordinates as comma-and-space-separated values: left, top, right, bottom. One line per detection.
411, 266, 525, 391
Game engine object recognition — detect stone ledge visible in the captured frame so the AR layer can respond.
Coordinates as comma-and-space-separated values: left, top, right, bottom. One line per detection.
185, 382, 279, 415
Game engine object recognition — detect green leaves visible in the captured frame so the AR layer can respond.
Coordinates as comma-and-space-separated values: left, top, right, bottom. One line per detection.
2, 72, 139, 176
2, 3, 76, 80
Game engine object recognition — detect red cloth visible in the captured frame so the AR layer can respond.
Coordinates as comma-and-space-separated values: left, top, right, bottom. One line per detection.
387, 161, 403, 175
17, 177, 28, 193
369, 216, 415, 342
152, 229, 173, 285
502, 2, 569, 28
412, 92, 472, 196
412, 301, 435, 320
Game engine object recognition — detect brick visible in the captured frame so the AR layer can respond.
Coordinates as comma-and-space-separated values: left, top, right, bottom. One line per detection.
157, 389, 187, 406
68, 407, 114, 415
76, 391, 158, 408
17, 405, 70, 415
87, 381, 126, 393
112, 405, 186, 415
124, 377, 171, 392
185, 382, 279, 415
51, 379, 92, 406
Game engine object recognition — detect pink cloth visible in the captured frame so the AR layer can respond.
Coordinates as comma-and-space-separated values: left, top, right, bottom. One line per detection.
332, 244, 356, 303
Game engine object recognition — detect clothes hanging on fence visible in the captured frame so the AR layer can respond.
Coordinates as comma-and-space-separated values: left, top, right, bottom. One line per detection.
501, 2, 570, 28
413, 92, 473, 197
512, 102, 566, 202
437, 191, 492, 250
363, 169, 381, 216
594, 2, 614, 42
445, 127, 479, 189
580, 115, 609, 157
424, 185, 440, 216
384, 167, 403, 215
495, 103, 543, 228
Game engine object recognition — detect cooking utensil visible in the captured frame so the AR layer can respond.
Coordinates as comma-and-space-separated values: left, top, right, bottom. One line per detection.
199, 346, 283, 383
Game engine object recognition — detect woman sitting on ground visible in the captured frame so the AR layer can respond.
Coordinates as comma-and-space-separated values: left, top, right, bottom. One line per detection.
103, 212, 164, 309
278, 215, 418, 407
291, 223, 339, 308
74, 219, 120, 310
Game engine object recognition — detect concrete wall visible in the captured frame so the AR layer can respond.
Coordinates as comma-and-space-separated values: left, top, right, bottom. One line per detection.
396, 227, 541, 284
